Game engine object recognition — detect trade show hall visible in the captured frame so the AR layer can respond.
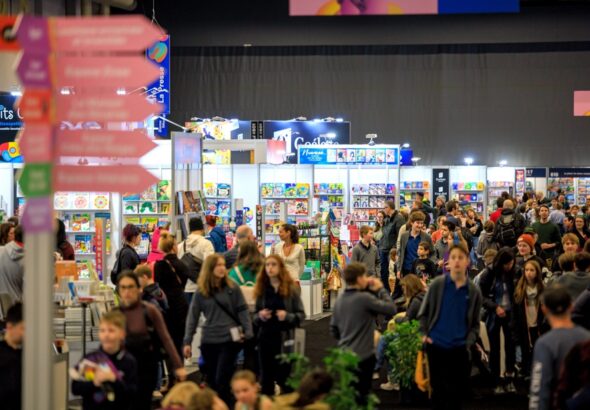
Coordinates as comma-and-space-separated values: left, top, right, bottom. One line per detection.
0, 1, 590, 410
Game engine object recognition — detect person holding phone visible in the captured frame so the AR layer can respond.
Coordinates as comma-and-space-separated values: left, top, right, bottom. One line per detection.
183, 254, 253, 406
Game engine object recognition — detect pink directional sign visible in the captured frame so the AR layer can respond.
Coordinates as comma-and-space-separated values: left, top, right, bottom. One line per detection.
52, 16, 163, 52
18, 124, 53, 162
54, 165, 159, 193
15, 52, 51, 88
55, 129, 156, 158
21, 196, 53, 233
13, 15, 50, 53
574, 91, 590, 116
56, 93, 162, 123
54, 56, 160, 89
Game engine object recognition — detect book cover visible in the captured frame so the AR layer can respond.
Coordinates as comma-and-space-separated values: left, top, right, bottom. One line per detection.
261, 183, 274, 198
157, 180, 172, 201
357, 149, 366, 163
140, 217, 158, 232
122, 192, 140, 201
217, 183, 231, 198
74, 234, 93, 254
90, 193, 109, 210
123, 203, 138, 214
54, 192, 70, 210
347, 149, 356, 163
273, 184, 285, 198
159, 203, 171, 214
139, 201, 157, 214
296, 183, 309, 197
336, 149, 346, 162
140, 184, 157, 201
285, 184, 297, 198
204, 182, 217, 197
124, 216, 140, 225
73, 193, 90, 209
366, 149, 376, 163
206, 200, 218, 215
72, 214, 91, 232
375, 149, 385, 164
217, 201, 231, 217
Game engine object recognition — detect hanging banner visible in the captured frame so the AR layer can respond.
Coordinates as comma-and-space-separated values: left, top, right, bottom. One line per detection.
432, 168, 450, 201
95, 218, 104, 280
515, 169, 525, 198
549, 168, 590, 178
146, 35, 170, 114
298, 144, 399, 165
526, 168, 547, 178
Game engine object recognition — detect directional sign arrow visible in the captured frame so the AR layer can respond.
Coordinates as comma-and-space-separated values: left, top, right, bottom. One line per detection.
15, 52, 51, 88
52, 15, 164, 52
13, 15, 50, 53
17, 124, 53, 162
54, 165, 158, 193
55, 129, 157, 158
574, 91, 590, 116
16, 89, 52, 123
54, 56, 161, 89
19, 163, 53, 197
22, 196, 53, 233
56, 93, 163, 123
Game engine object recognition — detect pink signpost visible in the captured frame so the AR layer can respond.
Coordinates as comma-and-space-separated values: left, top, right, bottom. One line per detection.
56, 93, 163, 122
574, 91, 590, 116
54, 164, 159, 192
17, 124, 53, 162
55, 129, 157, 158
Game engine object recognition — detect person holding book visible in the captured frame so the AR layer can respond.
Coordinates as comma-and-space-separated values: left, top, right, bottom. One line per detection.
351, 225, 381, 277
117, 271, 186, 410
111, 224, 141, 284
330, 262, 397, 405
0, 303, 23, 410
418, 244, 483, 410
71, 310, 138, 410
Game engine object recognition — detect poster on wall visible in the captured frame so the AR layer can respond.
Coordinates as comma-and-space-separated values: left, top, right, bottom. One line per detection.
289, 0, 519, 15
432, 168, 450, 201
264, 120, 350, 163
0, 95, 24, 163
298, 144, 398, 165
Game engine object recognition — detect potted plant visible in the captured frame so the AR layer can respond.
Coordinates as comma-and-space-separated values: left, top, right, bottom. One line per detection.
384, 320, 424, 404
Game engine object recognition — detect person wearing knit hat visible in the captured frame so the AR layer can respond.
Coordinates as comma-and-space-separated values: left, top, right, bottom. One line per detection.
516, 234, 547, 271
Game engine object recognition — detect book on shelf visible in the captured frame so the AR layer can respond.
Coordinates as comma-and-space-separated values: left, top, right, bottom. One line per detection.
159, 202, 171, 214
140, 184, 157, 201
204, 182, 217, 197
71, 214, 91, 232
139, 201, 157, 214
217, 183, 231, 198
123, 203, 139, 214
140, 217, 159, 232
157, 180, 172, 201
74, 235, 94, 254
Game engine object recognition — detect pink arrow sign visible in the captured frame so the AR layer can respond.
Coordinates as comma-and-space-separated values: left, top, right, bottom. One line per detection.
56, 93, 162, 123
574, 91, 590, 116
22, 196, 53, 234
15, 52, 51, 88
17, 124, 53, 162
13, 15, 50, 53
54, 56, 160, 89
54, 165, 158, 193
55, 129, 157, 158
52, 16, 164, 52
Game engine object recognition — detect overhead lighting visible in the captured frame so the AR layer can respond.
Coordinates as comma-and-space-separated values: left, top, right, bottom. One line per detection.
411, 157, 421, 162
464, 157, 474, 166
291, 116, 307, 121
402, 143, 410, 148
211, 116, 227, 122
366, 133, 378, 146
498, 159, 508, 167
313, 118, 321, 122
335, 118, 344, 122
323, 117, 335, 122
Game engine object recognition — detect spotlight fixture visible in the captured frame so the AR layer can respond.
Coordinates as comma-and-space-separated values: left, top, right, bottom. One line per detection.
323, 117, 335, 122
464, 157, 474, 166
325, 132, 337, 139
211, 116, 227, 122
335, 118, 344, 122
313, 118, 321, 122
498, 160, 508, 167
291, 116, 307, 121
366, 133, 378, 146
402, 143, 410, 148
411, 157, 422, 165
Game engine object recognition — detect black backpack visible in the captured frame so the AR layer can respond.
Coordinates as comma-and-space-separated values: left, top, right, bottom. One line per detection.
497, 214, 517, 246
180, 241, 203, 283
110, 246, 131, 285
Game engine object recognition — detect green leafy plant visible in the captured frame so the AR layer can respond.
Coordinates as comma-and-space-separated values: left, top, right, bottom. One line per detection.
278, 352, 311, 391
384, 320, 423, 389
323, 348, 379, 410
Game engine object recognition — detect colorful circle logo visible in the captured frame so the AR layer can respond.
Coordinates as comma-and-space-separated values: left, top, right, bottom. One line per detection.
148, 42, 168, 63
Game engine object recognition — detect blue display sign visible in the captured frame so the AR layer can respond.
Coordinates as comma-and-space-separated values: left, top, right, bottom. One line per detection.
263, 120, 351, 163
153, 114, 168, 138
549, 168, 590, 178
526, 168, 547, 178
146, 35, 170, 114
298, 145, 399, 166
0, 95, 24, 163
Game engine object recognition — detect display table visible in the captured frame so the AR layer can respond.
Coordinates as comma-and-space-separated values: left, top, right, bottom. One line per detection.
300, 279, 323, 319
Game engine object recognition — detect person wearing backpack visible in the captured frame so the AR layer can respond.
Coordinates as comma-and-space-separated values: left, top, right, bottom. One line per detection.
154, 232, 191, 359
117, 271, 186, 410
493, 199, 525, 249
178, 217, 214, 306
110, 224, 141, 285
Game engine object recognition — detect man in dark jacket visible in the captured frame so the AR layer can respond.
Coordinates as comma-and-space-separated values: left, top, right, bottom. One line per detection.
493, 199, 525, 248
378, 200, 406, 292
572, 285, 590, 330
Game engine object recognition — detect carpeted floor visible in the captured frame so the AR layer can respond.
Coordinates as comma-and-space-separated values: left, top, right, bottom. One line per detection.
301, 316, 529, 410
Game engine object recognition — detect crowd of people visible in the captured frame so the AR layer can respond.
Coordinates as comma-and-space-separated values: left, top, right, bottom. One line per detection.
1, 189, 590, 409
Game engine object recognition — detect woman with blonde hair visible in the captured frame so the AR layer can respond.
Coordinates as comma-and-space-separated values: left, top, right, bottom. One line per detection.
154, 231, 191, 357
397, 274, 427, 323
183, 254, 253, 406
254, 255, 305, 396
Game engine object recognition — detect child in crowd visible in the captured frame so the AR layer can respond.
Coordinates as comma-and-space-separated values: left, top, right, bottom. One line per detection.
71, 311, 138, 410
272, 370, 333, 410
556, 251, 590, 300
418, 244, 483, 410
388, 248, 397, 294
330, 262, 396, 405
136, 264, 169, 314
0, 303, 23, 410
160, 381, 229, 410
351, 225, 381, 277
411, 241, 437, 282
529, 285, 590, 410
231, 370, 273, 410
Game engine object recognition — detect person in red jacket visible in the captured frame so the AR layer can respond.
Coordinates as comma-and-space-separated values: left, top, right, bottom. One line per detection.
490, 197, 505, 223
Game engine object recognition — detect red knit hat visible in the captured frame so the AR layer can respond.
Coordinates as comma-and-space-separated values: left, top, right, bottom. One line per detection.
517, 234, 535, 251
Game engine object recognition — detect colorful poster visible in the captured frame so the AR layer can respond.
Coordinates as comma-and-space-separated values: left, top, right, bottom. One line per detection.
95, 218, 104, 280
146, 35, 170, 114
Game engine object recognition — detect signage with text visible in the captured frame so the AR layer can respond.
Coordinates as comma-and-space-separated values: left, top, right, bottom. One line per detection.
549, 168, 590, 178
146, 35, 170, 114
526, 168, 547, 178
298, 144, 399, 165
432, 168, 450, 201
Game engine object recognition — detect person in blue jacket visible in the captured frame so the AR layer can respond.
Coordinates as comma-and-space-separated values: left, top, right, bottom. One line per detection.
206, 215, 228, 253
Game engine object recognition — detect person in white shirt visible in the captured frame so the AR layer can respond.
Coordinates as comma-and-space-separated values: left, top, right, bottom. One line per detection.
272, 224, 306, 283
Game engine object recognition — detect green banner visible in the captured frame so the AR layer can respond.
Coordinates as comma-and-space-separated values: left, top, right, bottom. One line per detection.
19, 163, 53, 197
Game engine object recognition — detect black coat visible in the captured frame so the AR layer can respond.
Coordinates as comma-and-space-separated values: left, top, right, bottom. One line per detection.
511, 296, 548, 348
154, 254, 190, 335
478, 267, 518, 330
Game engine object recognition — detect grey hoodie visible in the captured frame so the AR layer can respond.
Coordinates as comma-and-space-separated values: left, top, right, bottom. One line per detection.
0, 242, 24, 304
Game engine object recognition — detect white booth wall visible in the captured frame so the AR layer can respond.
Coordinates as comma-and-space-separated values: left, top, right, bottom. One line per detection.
0, 163, 14, 219
400, 166, 433, 202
